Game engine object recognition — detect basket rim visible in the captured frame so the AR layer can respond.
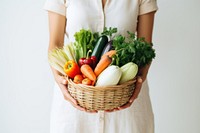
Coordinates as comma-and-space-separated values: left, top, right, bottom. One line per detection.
67, 77, 136, 91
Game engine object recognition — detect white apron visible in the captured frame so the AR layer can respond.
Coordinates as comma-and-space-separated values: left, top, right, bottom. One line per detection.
44, 0, 158, 132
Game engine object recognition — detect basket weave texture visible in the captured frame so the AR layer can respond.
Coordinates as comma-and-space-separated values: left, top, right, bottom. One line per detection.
67, 78, 136, 111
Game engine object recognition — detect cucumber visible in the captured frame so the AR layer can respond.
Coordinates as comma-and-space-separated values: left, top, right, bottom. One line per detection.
91, 35, 108, 60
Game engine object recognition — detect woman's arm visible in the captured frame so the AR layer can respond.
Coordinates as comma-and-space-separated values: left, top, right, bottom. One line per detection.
47, 12, 96, 113
117, 11, 156, 110
48, 11, 66, 50
48, 11, 66, 78
136, 11, 156, 81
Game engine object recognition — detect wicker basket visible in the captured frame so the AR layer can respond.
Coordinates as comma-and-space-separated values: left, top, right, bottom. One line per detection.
67, 78, 136, 111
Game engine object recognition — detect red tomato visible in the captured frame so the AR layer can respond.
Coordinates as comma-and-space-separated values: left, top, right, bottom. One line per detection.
82, 78, 92, 85
73, 75, 84, 84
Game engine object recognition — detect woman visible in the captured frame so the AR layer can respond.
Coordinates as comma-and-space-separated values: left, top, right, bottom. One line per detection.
44, 0, 158, 133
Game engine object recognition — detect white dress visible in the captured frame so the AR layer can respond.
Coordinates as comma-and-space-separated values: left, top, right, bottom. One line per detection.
44, 0, 158, 133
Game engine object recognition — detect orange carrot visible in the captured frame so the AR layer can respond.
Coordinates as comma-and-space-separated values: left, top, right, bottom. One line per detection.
91, 81, 95, 86
94, 55, 112, 77
101, 50, 116, 59
80, 64, 96, 82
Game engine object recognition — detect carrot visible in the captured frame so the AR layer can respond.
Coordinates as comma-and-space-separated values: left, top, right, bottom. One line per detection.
91, 81, 95, 86
80, 64, 96, 82
101, 50, 116, 59
94, 55, 112, 77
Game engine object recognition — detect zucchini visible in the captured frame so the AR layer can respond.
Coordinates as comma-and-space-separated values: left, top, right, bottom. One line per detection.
91, 35, 108, 60
96, 65, 122, 86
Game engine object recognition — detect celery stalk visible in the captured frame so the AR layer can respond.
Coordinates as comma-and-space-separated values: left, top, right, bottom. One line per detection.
48, 54, 64, 67
68, 43, 76, 61
63, 45, 74, 61
48, 58, 66, 75
60, 50, 69, 61
49, 52, 65, 67
56, 49, 68, 65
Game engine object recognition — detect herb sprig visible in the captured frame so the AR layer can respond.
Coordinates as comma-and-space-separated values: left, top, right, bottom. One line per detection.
101, 27, 117, 40
112, 31, 156, 67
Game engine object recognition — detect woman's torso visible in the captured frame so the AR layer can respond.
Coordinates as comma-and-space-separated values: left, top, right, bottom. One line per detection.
65, 0, 140, 42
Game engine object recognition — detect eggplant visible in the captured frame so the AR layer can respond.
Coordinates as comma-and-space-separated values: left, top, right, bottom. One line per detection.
100, 40, 113, 57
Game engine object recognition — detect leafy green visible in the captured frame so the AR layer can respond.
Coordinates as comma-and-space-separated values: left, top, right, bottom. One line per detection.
101, 27, 117, 40
112, 31, 156, 67
74, 29, 95, 60
73, 28, 117, 62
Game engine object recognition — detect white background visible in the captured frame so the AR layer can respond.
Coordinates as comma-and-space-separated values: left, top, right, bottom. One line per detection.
0, 0, 200, 133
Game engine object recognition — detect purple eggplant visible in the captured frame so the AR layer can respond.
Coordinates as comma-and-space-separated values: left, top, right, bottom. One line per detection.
100, 40, 113, 57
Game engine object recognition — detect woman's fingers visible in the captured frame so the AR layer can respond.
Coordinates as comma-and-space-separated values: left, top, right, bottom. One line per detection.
59, 83, 77, 105
105, 109, 114, 113
117, 76, 143, 110
70, 103, 86, 111
118, 102, 132, 110
56, 75, 77, 105
129, 76, 143, 103
105, 108, 119, 113
86, 110, 98, 113
57, 75, 68, 85
56, 75, 97, 113
60, 83, 86, 111
55, 75, 76, 104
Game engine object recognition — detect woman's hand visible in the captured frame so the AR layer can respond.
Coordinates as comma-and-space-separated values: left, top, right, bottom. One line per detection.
117, 76, 143, 110
105, 76, 144, 113
53, 69, 97, 113
105, 12, 156, 113
47, 12, 97, 113
105, 64, 150, 113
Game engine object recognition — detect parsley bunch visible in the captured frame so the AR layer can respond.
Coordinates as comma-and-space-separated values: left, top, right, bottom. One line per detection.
101, 27, 117, 40
112, 31, 156, 67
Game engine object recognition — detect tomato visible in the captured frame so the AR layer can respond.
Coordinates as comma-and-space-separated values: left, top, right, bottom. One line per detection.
73, 75, 84, 84
82, 78, 92, 85
64, 60, 81, 78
